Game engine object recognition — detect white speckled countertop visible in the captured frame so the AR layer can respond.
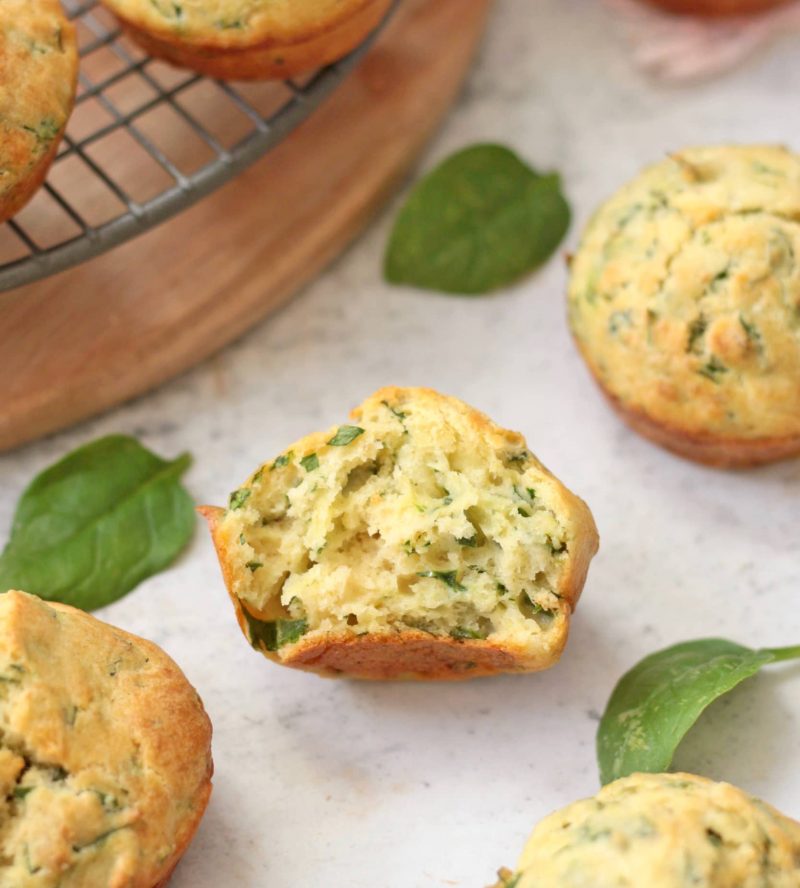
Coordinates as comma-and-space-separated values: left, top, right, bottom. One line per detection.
3, 1, 800, 885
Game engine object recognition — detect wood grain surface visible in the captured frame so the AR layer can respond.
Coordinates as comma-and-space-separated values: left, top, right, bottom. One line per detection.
0, 0, 492, 451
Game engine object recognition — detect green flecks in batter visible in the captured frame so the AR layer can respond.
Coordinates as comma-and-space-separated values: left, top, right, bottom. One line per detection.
646, 308, 658, 344
72, 824, 130, 853
608, 309, 633, 336
22, 118, 60, 152
149, 0, 183, 21
698, 354, 728, 384
686, 315, 707, 354
739, 314, 762, 351
751, 161, 784, 178
706, 828, 723, 847
271, 452, 293, 470
416, 570, 466, 592
710, 266, 731, 289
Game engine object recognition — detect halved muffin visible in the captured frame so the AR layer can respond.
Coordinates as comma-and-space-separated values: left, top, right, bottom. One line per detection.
201, 387, 598, 680
492, 772, 800, 888
0, 591, 212, 888
0, 0, 78, 223
99, 0, 392, 80
568, 145, 800, 467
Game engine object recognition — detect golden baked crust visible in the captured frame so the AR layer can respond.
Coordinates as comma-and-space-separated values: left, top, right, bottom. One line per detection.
0, 0, 77, 223
201, 386, 599, 680
496, 772, 800, 888
568, 145, 800, 468
98, 0, 392, 80
0, 591, 213, 888
644, 0, 791, 14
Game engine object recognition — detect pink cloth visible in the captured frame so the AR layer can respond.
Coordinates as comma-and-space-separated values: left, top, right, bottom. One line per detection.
606, 0, 800, 82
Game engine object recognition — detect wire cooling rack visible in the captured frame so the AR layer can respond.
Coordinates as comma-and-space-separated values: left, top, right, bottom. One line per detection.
0, 0, 397, 292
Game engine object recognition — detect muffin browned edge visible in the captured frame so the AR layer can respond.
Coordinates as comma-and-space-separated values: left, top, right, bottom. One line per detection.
0, 17, 78, 224
107, 0, 391, 80
45, 600, 214, 888
199, 480, 597, 681
572, 333, 800, 469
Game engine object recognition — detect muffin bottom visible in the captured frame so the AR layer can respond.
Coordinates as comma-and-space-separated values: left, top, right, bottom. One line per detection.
242, 621, 566, 681
581, 355, 800, 468
115, 0, 392, 80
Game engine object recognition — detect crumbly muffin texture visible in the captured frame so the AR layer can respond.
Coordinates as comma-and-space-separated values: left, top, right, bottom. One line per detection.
495, 772, 800, 888
568, 145, 800, 461
205, 387, 598, 679
0, 0, 77, 221
0, 591, 212, 888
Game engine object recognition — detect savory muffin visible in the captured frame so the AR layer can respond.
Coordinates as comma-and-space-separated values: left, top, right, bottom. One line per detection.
645, 0, 791, 15
0, 590, 212, 888
0, 0, 78, 223
99, 0, 393, 80
568, 145, 800, 467
201, 387, 599, 680
493, 772, 800, 888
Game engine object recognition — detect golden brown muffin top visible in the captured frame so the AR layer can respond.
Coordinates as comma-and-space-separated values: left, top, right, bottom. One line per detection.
498, 772, 800, 888
0, 591, 212, 888
205, 387, 598, 679
0, 0, 77, 205
569, 145, 800, 444
101, 0, 380, 49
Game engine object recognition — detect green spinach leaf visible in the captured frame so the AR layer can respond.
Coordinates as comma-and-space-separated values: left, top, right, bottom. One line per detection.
243, 610, 308, 652
597, 638, 800, 785
327, 426, 364, 447
0, 435, 195, 611
300, 453, 319, 472
417, 570, 466, 592
384, 144, 570, 295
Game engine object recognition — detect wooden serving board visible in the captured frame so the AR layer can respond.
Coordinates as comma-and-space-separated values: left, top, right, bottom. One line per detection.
0, 0, 492, 452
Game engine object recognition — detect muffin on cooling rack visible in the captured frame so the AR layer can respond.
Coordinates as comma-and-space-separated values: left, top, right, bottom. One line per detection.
644, 0, 791, 14
492, 772, 800, 888
201, 387, 598, 681
568, 144, 800, 467
100, 0, 393, 80
0, 590, 212, 888
0, 0, 78, 223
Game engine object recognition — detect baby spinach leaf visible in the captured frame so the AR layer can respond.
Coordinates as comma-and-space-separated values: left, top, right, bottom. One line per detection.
0, 435, 195, 611
597, 638, 800, 785
384, 144, 570, 295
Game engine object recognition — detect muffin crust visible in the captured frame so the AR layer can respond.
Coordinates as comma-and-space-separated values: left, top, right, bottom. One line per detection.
568, 145, 800, 467
99, 0, 392, 79
202, 387, 598, 680
0, 0, 77, 223
0, 591, 212, 888
495, 772, 800, 888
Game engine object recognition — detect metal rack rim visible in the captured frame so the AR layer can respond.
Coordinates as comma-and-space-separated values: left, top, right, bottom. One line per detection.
0, 0, 397, 292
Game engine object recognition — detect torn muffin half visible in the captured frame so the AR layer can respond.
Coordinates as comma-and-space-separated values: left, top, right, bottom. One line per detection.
201, 387, 599, 680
